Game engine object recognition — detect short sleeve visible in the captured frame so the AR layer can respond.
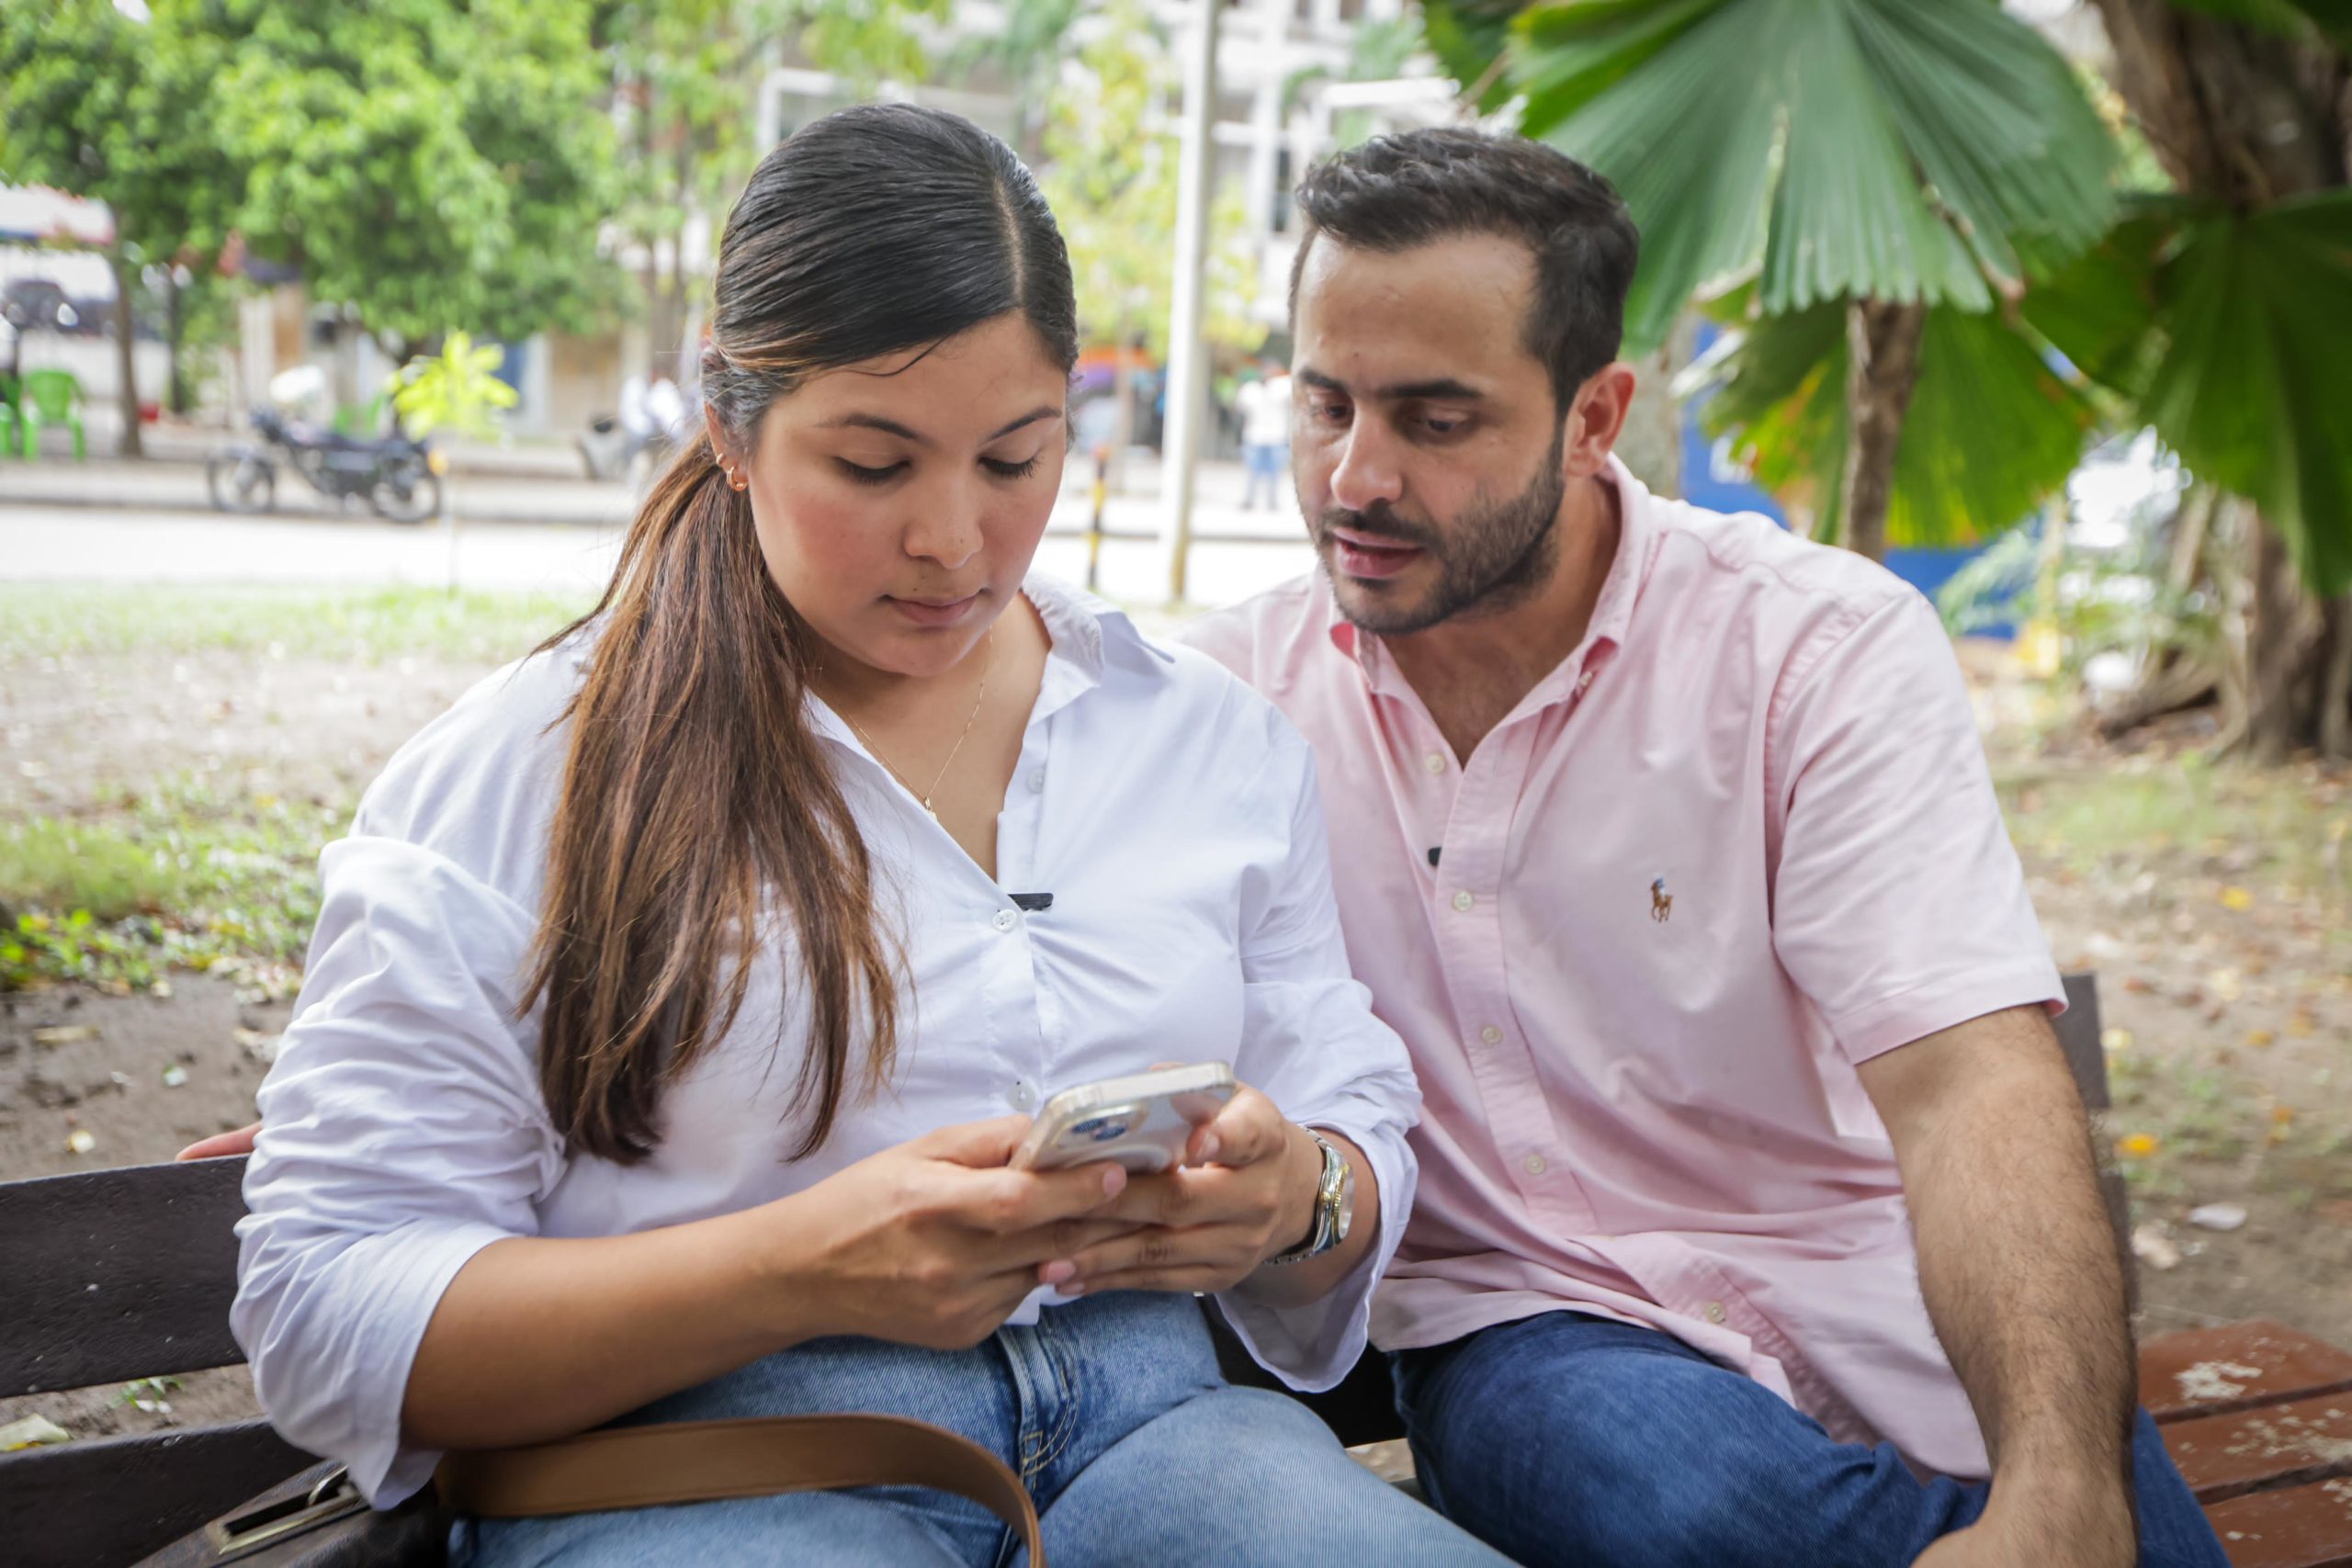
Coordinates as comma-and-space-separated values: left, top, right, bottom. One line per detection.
232, 834, 563, 1506
1216, 724, 1421, 1388
1769, 592, 2064, 1064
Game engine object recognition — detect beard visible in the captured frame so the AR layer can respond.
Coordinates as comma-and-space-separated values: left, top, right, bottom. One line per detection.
1314, 425, 1567, 637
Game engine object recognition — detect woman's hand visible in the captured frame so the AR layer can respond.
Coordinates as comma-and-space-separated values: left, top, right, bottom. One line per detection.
775, 1114, 1138, 1350
1046, 1083, 1328, 1297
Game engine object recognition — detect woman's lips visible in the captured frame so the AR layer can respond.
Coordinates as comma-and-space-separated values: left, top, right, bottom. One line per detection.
1329, 530, 1424, 581
887, 592, 981, 627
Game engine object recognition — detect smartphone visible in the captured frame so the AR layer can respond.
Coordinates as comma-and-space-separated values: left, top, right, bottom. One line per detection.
1010, 1062, 1238, 1173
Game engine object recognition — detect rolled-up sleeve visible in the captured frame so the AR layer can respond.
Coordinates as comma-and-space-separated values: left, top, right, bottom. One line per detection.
1217, 726, 1421, 1389
1769, 591, 2064, 1065
232, 834, 562, 1506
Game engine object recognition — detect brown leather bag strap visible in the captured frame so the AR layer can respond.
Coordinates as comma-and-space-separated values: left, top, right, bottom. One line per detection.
434, 1413, 1045, 1565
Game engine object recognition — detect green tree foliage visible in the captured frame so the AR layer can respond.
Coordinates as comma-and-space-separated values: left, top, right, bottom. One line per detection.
0, 1, 233, 452
208, 0, 621, 355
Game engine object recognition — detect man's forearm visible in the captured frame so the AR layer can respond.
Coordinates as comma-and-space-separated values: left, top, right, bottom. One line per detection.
1860, 1007, 2136, 1534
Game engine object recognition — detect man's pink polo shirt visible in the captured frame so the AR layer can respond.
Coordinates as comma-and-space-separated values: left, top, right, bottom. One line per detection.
1183, 457, 2064, 1478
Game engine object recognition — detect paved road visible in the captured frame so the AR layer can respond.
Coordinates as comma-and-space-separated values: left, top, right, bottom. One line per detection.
0, 500, 1318, 614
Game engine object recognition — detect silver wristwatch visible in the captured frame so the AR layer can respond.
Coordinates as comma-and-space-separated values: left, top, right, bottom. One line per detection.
1265, 1132, 1356, 1266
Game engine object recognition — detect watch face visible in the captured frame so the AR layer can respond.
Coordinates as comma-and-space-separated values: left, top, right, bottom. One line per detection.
1333, 1159, 1357, 1240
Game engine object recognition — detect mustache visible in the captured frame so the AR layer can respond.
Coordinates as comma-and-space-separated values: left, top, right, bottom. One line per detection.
1314, 502, 1439, 551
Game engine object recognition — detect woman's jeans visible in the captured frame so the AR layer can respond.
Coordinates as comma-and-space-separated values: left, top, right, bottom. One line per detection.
451, 1291, 1510, 1567
1394, 1310, 2233, 1568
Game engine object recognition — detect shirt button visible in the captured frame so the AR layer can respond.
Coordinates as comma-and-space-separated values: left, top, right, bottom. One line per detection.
1703, 1301, 1729, 1325
991, 909, 1019, 932
1423, 750, 1447, 774
1452, 890, 1475, 913
1577, 669, 1595, 694
1027, 770, 1046, 793
1479, 1024, 1504, 1045
1009, 1083, 1037, 1111
1521, 1154, 1546, 1176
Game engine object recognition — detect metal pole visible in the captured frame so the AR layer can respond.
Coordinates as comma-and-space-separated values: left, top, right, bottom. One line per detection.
1156, 0, 1221, 605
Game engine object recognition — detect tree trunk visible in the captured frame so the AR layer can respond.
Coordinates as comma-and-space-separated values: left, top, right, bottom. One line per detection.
164, 269, 189, 418
1838, 296, 1926, 563
2091, 0, 2347, 757
107, 246, 143, 458
2321, 592, 2352, 760
2245, 518, 2329, 761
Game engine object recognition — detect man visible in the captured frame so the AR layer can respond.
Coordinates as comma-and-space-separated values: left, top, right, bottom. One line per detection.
1238, 362, 1295, 512
1180, 130, 2228, 1567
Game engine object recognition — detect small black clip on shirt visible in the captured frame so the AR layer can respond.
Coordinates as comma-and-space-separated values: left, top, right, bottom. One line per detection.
1010, 892, 1054, 912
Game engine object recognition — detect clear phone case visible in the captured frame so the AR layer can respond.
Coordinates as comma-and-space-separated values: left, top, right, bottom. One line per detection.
1012, 1062, 1238, 1172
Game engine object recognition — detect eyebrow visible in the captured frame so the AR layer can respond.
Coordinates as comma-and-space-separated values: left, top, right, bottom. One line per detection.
1296, 368, 1487, 402
820, 406, 1062, 446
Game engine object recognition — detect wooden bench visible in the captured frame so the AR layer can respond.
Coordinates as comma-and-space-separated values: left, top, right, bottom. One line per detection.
6, 973, 2348, 1565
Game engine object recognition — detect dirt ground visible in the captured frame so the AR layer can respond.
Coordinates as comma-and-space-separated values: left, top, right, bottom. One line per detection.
3, 627, 2346, 1450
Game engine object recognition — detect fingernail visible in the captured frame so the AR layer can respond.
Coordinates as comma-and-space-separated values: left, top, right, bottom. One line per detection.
1041, 1259, 1076, 1285
1061, 1280, 1087, 1295
1197, 1134, 1220, 1164
1101, 1166, 1126, 1197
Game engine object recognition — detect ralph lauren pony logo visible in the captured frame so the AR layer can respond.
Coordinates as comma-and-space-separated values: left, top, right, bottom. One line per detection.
1650, 877, 1673, 923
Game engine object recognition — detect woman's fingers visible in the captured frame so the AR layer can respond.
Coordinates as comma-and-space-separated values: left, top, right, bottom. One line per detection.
177, 1122, 262, 1161
1188, 1084, 1287, 1168
1052, 1221, 1258, 1289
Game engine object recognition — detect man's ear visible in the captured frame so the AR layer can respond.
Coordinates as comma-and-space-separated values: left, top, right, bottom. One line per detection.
1560, 363, 1637, 480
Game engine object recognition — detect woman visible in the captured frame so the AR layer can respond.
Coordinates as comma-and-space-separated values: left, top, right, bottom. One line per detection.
232, 104, 1509, 1567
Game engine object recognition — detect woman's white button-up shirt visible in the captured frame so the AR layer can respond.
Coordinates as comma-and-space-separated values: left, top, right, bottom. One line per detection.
231, 575, 1421, 1506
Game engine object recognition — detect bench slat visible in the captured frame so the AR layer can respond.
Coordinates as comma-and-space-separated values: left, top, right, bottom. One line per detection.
2201, 1480, 2352, 1568
2141, 1322, 2352, 1426
2164, 1392, 2352, 1504
0, 1417, 311, 1568
0, 1156, 251, 1398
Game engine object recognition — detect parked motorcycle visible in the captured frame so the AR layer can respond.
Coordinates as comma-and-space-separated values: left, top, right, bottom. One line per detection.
206, 408, 441, 525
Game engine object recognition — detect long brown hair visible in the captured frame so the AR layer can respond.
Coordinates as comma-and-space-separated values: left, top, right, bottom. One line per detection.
526, 105, 1079, 1162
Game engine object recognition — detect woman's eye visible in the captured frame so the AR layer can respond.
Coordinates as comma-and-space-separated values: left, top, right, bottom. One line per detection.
984, 455, 1043, 480
837, 459, 907, 486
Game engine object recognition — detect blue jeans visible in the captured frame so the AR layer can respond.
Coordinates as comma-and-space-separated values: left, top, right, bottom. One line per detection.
451, 1292, 1509, 1567
1243, 443, 1284, 509
1394, 1311, 2231, 1568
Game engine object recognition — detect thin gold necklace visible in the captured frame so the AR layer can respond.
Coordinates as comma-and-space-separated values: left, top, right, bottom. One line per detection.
833, 629, 996, 821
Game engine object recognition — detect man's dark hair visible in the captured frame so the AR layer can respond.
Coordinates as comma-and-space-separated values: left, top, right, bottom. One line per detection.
1290, 129, 1639, 409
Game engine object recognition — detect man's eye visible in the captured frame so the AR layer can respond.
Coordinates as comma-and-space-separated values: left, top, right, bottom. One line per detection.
1309, 401, 1350, 424
837, 459, 907, 486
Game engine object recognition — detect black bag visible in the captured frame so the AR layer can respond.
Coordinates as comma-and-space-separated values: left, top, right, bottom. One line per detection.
136, 1462, 447, 1568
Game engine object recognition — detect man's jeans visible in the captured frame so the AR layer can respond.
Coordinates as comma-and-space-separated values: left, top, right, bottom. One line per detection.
1395, 1311, 2232, 1568
450, 1291, 1510, 1567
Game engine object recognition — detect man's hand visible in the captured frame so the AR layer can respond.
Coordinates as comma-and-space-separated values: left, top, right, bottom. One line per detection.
1912, 1482, 2136, 1568
1858, 1006, 2139, 1567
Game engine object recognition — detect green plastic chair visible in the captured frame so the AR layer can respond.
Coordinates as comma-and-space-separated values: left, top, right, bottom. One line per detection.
22, 368, 87, 458
0, 375, 18, 459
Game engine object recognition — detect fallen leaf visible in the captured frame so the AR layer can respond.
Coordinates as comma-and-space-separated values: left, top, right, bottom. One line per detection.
31, 1025, 95, 1047
65, 1128, 96, 1155
2118, 1133, 2160, 1158
2102, 1027, 2133, 1053
149, 979, 172, 999
2123, 976, 2154, 994
2272, 1105, 2296, 1125
2221, 886, 2256, 912
2245, 1029, 2276, 1048
2286, 1013, 2317, 1038
0, 1415, 71, 1451
2132, 1224, 2182, 1270
2188, 1203, 2248, 1232
161, 1064, 188, 1089
2208, 968, 2245, 1002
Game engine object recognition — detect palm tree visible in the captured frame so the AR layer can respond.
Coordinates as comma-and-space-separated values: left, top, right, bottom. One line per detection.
1426, 0, 2352, 758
